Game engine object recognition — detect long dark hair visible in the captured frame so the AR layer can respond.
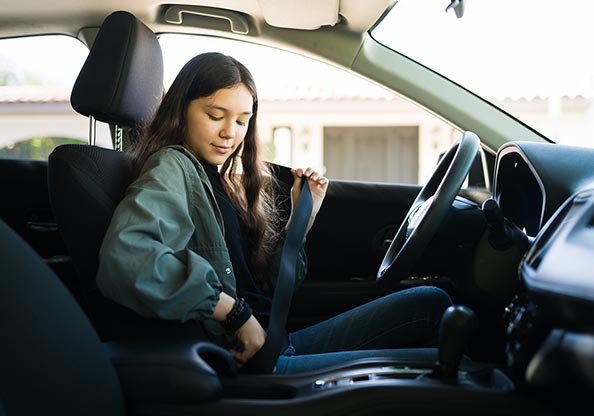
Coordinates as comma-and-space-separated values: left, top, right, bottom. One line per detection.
130, 52, 280, 291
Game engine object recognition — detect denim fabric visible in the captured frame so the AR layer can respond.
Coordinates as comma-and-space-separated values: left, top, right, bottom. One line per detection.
275, 286, 452, 374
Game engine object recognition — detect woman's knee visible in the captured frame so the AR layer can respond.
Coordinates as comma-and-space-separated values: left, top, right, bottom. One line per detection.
396, 286, 452, 319
380, 285, 451, 316
418, 285, 451, 305
414, 285, 453, 321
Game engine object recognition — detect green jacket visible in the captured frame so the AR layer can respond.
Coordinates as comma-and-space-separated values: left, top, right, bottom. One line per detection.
97, 145, 306, 344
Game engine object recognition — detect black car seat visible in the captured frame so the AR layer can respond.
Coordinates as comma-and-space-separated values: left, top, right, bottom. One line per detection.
48, 11, 200, 341
0, 218, 127, 416
0, 216, 232, 415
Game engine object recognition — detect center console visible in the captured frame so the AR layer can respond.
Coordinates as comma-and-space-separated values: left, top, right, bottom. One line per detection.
108, 304, 554, 416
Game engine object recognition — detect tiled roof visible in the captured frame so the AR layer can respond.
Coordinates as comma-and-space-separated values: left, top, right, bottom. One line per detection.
0, 86, 70, 103
0, 85, 589, 105
0, 84, 400, 104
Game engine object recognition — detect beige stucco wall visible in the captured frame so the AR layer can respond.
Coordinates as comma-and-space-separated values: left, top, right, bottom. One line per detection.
258, 98, 456, 184
0, 102, 112, 148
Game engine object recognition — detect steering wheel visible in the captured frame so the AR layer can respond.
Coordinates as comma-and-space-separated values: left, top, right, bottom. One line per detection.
377, 131, 480, 288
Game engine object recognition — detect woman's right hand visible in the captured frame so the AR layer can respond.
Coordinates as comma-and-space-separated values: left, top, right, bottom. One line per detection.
288, 167, 329, 234
230, 315, 266, 367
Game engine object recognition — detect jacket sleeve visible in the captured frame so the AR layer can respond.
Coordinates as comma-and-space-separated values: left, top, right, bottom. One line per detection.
97, 152, 223, 323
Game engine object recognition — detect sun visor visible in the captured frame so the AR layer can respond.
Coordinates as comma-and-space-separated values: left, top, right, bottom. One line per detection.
258, 0, 340, 30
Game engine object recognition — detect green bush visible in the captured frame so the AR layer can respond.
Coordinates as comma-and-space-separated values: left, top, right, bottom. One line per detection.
0, 136, 85, 160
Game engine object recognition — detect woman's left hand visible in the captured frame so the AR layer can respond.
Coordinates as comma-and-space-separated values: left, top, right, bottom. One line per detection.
289, 167, 329, 234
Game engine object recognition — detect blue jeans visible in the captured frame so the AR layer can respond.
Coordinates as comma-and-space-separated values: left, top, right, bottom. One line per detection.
274, 285, 452, 374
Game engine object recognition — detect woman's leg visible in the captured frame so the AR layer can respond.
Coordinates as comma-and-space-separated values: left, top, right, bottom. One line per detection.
285, 285, 452, 355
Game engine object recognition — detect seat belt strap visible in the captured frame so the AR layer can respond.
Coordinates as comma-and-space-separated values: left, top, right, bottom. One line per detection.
242, 180, 313, 373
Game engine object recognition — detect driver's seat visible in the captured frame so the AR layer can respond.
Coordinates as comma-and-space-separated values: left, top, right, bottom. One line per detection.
48, 10, 200, 341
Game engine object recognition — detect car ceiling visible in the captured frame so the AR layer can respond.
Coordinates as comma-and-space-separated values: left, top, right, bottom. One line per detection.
0, 0, 393, 39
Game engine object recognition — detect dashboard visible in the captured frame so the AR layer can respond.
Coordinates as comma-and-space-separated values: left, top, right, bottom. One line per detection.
523, 187, 594, 300
493, 142, 594, 389
493, 141, 594, 237
504, 185, 594, 390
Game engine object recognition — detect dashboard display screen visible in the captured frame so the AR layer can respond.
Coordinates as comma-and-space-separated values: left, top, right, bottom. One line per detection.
522, 188, 594, 302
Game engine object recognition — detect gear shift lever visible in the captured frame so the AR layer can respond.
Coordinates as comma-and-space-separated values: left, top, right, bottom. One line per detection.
432, 305, 478, 380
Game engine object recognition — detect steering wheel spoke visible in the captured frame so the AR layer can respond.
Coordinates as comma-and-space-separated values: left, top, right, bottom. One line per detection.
377, 131, 480, 288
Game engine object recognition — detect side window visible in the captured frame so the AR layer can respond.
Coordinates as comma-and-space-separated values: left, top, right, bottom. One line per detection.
0, 35, 112, 160
159, 34, 461, 186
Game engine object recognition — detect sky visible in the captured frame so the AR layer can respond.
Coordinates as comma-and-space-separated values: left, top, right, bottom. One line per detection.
0, 36, 87, 86
372, 0, 594, 99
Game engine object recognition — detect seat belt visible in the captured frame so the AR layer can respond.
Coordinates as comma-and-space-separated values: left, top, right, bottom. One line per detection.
242, 180, 313, 373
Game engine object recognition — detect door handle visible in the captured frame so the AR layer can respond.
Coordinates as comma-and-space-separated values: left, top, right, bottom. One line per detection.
27, 221, 58, 233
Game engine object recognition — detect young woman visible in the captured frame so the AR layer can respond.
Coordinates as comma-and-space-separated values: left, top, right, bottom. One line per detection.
97, 52, 452, 374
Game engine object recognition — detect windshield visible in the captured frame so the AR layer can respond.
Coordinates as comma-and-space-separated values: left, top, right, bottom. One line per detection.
372, 0, 594, 148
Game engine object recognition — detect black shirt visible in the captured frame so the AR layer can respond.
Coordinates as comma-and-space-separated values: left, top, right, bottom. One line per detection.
199, 161, 272, 327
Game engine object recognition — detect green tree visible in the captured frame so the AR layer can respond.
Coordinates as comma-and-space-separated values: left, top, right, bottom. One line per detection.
0, 136, 85, 160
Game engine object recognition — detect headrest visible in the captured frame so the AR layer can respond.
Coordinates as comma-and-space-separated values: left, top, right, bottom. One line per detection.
71, 11, 163, 127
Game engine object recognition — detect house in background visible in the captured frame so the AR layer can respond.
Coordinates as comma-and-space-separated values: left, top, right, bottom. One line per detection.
0, 84, 463, 185
0, 84, 591, 186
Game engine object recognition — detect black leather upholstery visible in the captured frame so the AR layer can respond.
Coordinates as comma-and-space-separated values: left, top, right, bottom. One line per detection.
71, 10, 163, 126
0, 219, 126, 415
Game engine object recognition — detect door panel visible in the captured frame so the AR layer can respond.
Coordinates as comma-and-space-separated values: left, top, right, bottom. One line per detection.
289, 178, 422, 330
0, 159, 58, 257
305, 180, 420, 283
0, 159, 80, 296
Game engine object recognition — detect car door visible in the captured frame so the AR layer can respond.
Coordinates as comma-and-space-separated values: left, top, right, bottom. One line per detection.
290, 179, 421, 330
